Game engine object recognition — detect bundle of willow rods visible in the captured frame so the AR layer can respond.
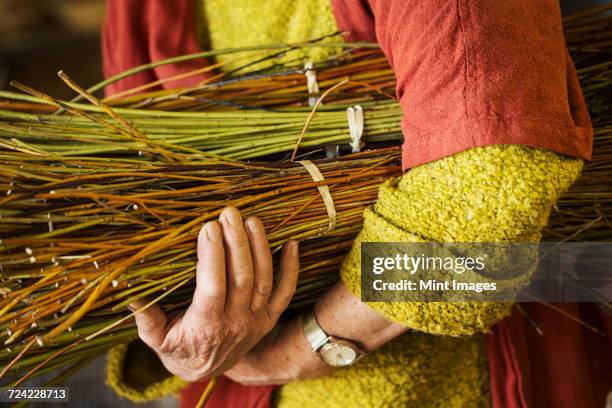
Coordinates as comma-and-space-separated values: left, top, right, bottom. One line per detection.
0, 6, 611, 385
0, 148, 400, 382
0, 45, 410, 385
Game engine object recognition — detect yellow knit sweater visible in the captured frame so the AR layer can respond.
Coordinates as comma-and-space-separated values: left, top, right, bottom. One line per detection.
197, 0, 340, 71
106, 2, 584, 406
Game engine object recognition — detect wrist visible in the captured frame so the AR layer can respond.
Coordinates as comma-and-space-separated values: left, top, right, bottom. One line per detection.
247, 316, 330, 383
314, 282, 408, 352
302, 307, 366, 367
289, 314, 333, 380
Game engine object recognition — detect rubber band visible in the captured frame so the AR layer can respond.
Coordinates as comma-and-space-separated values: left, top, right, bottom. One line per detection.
297, 160, 336, 232
347, 105, 364, 153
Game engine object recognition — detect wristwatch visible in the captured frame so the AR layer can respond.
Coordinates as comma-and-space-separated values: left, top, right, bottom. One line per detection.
302, 308, 364, 367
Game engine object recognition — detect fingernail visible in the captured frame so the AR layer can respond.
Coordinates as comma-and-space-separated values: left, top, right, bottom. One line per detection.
200, 223, 209, 240
127, 304, 136, 313
244, 217, 259, 233
287, 240, 297, 255
219, 207, 231, 223
222, 207, 240, 225
204, 221, 216, 239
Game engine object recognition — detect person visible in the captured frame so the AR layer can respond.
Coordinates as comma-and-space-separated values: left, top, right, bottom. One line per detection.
103, 1, 609, 407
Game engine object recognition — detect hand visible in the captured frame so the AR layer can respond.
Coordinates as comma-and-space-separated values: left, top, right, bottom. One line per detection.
129, 206, 299, 382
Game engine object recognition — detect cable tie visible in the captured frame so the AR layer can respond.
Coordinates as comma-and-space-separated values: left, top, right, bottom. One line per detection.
347, 105, 364, 153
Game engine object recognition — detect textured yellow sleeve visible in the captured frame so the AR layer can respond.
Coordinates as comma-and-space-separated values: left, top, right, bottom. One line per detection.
340, 145, 583, 336
106, 341, 186, 402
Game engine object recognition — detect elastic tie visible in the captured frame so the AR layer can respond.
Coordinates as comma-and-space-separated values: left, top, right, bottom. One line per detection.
297, 160, 336, 232
347, 105, 364, 153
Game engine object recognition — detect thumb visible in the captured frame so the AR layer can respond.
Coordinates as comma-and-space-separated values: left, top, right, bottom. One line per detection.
128, 299, 168, 350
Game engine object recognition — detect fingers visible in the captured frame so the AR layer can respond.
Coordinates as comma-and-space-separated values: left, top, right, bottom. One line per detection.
245, 217, 273, 312
188, 221, 226, 318
129, 299, 168, 350
219, 207, 254, 312
268, 240, 299, 317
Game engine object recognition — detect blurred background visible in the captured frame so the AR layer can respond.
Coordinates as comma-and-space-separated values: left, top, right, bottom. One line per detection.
0, 0, 104, 100
0, 0, 609, 407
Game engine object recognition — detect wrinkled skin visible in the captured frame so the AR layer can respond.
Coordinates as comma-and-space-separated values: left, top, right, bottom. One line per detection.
130, 206, 299, 382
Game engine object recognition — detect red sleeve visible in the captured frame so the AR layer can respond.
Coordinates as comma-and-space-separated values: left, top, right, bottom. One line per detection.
102, 0, 209, 96
331, 0, 593, 169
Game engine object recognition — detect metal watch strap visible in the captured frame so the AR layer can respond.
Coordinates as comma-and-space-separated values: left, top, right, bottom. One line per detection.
302, 309, 329, 351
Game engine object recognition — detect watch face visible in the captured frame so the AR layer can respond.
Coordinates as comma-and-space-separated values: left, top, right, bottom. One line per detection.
320, 342, 358, 367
